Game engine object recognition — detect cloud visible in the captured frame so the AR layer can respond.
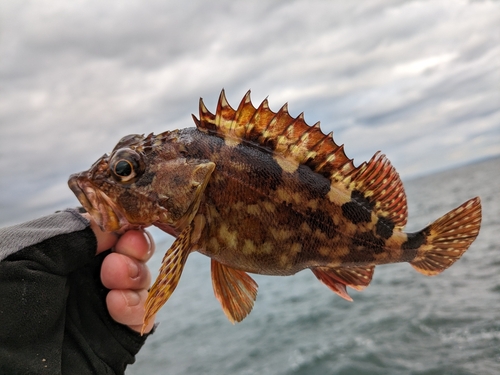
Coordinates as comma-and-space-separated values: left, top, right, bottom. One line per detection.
0, 0, 499, 226
393, 53, 458, 77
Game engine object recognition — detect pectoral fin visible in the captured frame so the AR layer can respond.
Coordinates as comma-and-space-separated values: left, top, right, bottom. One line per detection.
142, 226, 193, 334
211, 259, 258, 323
165, 160, 215, 231
311, 265, 375, 301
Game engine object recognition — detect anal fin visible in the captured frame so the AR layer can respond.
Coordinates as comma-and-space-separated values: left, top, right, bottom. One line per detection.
211, 259, 258, 323
311, 265, 375, 301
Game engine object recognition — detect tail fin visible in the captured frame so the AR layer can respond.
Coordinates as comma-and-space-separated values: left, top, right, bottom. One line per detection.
410, 197, 481, 276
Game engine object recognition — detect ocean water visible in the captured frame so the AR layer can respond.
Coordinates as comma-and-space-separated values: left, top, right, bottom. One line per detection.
127, 157, 500, 375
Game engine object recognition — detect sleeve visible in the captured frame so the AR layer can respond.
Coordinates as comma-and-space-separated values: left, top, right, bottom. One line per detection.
0, 209, 151, 375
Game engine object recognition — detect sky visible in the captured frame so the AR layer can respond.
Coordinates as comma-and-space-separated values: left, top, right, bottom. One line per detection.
1, 0, 499, 227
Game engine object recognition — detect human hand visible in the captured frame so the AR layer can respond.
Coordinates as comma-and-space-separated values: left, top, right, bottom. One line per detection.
85, 214, 156, 334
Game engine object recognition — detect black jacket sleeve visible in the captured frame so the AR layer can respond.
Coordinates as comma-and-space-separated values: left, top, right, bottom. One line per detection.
0, 209, 150, 375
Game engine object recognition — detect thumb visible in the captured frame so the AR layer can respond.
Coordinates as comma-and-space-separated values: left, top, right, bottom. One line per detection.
82, 213, 119, 254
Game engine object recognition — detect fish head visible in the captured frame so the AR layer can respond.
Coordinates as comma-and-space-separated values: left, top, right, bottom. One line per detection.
68, 131, 209, 235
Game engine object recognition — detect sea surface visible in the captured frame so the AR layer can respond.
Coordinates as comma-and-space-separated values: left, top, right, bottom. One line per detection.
125, 157, 500, 375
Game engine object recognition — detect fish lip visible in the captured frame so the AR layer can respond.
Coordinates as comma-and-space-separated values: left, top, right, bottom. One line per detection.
68, 173, 96, 217
68, 173, 130, 232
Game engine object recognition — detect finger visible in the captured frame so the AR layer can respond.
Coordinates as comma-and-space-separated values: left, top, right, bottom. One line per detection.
114, 229, 155, 262
106, 289, 155, 334
101, 252, 151, 290
82, 213, 119, 254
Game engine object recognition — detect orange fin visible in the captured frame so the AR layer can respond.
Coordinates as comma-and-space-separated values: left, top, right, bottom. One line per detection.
410, 197, 481, 276
311, 265, 375, 301
193, 90, 356, 177
346, 152, 408, 228
142, 226, 192, 334
311, 268, 352, 301
211, 259, 258, 323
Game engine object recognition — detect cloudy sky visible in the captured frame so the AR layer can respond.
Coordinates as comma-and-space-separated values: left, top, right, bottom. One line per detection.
1, 0, 499, 227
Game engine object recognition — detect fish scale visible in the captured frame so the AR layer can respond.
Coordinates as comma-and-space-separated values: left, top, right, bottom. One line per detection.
68, 90, 482, 335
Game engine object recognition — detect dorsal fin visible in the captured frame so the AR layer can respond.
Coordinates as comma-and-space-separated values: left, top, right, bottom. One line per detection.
193, 89, 356, 177
346, 152, 408, 228
193, 90, 408, 228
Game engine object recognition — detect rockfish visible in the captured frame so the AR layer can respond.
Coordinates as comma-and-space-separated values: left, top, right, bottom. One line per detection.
68, 90, 482, 334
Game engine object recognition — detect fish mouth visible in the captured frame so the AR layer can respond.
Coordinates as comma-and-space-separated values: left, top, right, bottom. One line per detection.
68, 173, 130, 232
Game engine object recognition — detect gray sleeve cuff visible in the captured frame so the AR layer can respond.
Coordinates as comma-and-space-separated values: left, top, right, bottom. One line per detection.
0, 208, 90, 261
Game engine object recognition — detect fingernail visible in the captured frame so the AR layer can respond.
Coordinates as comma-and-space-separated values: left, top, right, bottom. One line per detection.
123, 290, 141, 306
128, 260, 140, 278
144, 230, 155, 256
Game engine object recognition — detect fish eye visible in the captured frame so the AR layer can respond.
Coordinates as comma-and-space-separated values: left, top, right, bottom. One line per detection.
110, 148, 144, 183
114, 160, 133, 177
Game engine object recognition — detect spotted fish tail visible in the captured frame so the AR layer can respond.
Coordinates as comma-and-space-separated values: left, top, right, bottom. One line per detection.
408, 197, 481, 276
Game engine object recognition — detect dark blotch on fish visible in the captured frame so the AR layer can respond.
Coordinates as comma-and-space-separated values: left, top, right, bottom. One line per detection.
402, 229, 429, 250
376, 216, 395, 239
341, 190, 373, 224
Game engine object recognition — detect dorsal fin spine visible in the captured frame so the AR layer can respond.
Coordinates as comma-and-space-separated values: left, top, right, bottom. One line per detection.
191, 114, 201, 128
197, 98, 215, 134
287, 121, 319, 162
216, 89, 233, 132
234, 91, 252, 128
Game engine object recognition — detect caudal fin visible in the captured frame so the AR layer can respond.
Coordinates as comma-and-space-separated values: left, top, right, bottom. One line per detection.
410, 197, 481, 276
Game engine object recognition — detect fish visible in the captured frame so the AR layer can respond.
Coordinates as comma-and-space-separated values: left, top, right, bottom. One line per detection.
68, 90, 482, 334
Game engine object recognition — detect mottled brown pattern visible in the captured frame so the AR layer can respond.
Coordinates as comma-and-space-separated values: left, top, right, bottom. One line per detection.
68, 90, 482, 332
